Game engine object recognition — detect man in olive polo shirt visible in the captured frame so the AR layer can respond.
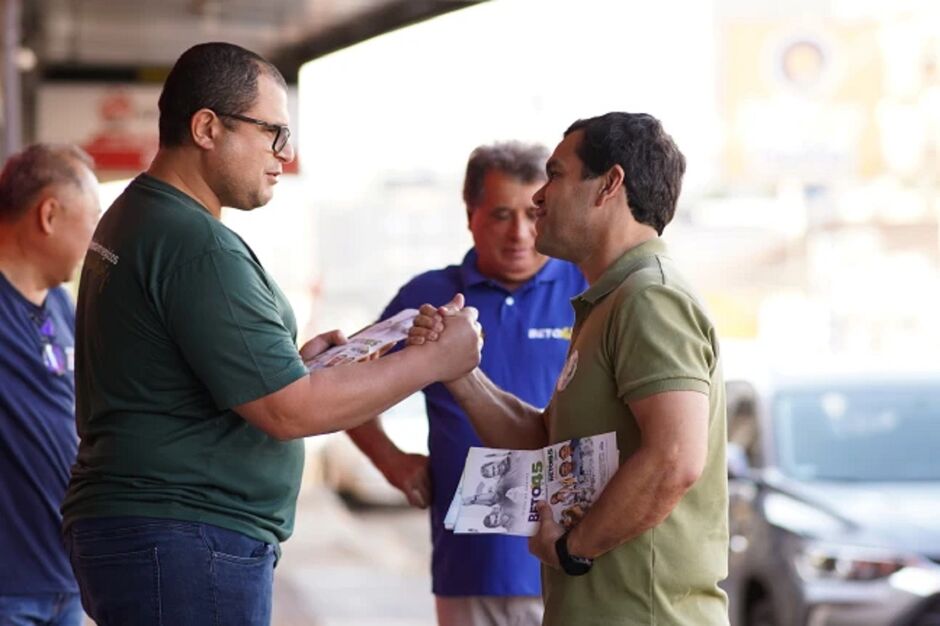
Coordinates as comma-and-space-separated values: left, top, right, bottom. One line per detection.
412, 112, 729, 625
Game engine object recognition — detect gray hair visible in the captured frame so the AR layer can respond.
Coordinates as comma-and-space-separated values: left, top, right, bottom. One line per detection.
0, 143, 94, 222
462, 141, 548, 214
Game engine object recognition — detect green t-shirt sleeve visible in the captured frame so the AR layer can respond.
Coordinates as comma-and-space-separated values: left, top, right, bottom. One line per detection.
161, 248, 308, 409
610, 284, 715, 402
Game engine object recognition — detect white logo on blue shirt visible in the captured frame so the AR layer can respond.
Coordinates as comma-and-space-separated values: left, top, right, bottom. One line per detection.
528, 327, 573, 340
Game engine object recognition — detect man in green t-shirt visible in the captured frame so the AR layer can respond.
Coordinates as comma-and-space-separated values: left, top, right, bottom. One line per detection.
62, 42, 481, 626
412, 112, 729, 625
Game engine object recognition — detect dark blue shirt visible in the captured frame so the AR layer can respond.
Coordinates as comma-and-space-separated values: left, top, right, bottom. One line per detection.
381, 250, 586, 596
0, 272, 78, 593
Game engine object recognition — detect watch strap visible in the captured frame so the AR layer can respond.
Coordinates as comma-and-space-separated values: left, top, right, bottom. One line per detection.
555, 530, 593, 576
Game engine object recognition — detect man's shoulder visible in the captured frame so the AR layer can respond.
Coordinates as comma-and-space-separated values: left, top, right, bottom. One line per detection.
405, 264, 463, 289
47, 285, 74, 314
388, 264, 463, 307
603, 257, 714, 343
104, 178, 251, 265
611, 255, 699, 306
375, 264, 461, 322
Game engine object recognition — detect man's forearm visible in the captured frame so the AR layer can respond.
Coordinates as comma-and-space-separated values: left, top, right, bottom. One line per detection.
566, 447, 697, 559
238, 345, 445, 439
288, 347, 443, 437
346, 415, 430, 508
564, 390, 709, 559
347, 418, 402, 473
236, 310, 481, 440
445, 368, 547, 450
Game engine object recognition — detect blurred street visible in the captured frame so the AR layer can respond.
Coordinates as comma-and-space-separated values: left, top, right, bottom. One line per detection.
273, 486, 434, 626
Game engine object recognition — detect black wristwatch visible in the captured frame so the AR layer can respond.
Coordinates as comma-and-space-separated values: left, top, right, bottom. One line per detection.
555, 531, 593, 576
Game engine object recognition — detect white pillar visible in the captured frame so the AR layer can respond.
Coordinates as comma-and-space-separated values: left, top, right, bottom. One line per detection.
1, 0, 22, 160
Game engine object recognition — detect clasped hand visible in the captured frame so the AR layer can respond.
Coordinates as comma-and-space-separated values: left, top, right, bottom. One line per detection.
407, 293, 483, 349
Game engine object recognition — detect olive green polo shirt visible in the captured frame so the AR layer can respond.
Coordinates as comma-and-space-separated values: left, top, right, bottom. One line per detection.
62, 174, 309, 547
543, 238, 729, 625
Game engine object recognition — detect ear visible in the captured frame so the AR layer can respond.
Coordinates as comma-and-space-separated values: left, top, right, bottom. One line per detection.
36, 196, 59, 236
596, 164, 626, 206
190, 108, 220, 150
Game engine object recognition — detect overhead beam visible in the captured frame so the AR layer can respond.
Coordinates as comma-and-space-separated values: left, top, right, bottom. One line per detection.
271, 0, 485, 82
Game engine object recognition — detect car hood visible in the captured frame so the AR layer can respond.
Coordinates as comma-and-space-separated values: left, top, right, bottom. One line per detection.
774, 479, 940, 557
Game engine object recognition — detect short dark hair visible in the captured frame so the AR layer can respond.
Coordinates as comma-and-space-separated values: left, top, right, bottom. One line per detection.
0, 143, 94, 222
463, 141, 548, 213
158, 42, 287, 148
565, 112, 685, 235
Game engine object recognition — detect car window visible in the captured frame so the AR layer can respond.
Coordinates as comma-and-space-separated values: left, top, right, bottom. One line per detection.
773, 384, 940, 481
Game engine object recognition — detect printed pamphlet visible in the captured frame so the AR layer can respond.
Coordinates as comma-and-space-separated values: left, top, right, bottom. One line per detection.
304, 309, 419, 371
444, 432, 619, 536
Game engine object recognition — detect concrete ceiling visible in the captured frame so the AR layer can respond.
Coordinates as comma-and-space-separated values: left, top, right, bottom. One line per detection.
27, 0, 484, 82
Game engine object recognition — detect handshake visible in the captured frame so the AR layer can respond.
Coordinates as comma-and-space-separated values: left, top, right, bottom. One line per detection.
299, 293, 483, 387
406, 293, 483, 383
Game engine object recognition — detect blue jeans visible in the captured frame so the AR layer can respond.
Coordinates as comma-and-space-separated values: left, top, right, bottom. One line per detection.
65, 516, 275, 626
0, 594, 83, 626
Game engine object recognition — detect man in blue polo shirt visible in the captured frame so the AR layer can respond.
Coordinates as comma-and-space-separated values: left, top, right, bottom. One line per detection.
348, 142, 586, 626
0, 144, 100, 626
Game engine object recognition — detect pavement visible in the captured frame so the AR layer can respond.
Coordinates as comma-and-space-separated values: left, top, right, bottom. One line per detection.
272, 485, 435, 626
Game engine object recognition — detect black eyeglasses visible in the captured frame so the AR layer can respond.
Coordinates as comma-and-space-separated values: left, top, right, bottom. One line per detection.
215, 111, 291, 155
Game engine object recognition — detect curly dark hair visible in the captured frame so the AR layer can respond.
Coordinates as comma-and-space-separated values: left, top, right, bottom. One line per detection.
462, 141, 548, 214
158, 42, 287, 148
565, 112, 685, 235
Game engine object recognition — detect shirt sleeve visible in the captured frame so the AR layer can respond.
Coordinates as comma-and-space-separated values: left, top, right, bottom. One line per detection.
609, 284, 716, 403
379, 288, 408, 324
161, 248, 308, 409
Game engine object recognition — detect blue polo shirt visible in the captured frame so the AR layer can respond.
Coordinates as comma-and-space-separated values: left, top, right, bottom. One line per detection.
380, 250, 586, 596
0, 272, 78, 594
